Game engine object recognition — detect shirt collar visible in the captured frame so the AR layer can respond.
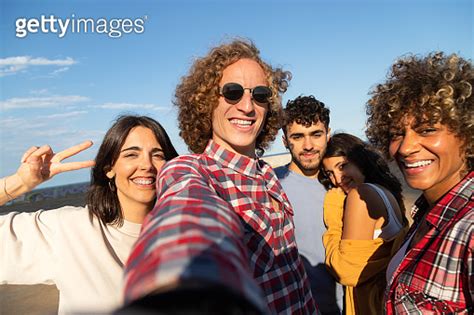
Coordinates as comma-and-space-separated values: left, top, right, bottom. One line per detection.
204, 140, 294, 216
204, 140, 263, 178
413, 171, 473, 230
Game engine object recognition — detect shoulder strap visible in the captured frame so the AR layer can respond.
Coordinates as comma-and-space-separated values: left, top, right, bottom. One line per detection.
364, 183, 403, 228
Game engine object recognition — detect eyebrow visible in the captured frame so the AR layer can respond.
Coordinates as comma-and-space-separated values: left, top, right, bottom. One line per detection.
120, 146, 164, 153
289, 129, 325, 136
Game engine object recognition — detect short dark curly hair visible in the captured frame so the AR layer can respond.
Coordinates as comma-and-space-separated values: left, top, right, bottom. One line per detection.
174, 38, 291, 154
282, 95, 330, 135
366, 52, 473, 170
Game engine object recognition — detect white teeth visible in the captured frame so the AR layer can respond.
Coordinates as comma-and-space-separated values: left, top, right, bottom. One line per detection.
404, 160, 433, 168
230, 119, 252, 126
132, 178, 154, 185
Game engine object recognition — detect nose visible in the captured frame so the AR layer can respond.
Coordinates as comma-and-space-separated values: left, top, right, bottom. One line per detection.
333, 171, 344, 187
139, 154, 155, 171
395, 130, 420, 158
234, 90, 255, 114
303, 136, 314, 151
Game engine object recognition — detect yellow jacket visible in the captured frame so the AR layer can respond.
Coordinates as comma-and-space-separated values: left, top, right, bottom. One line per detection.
322, 189, 408, 315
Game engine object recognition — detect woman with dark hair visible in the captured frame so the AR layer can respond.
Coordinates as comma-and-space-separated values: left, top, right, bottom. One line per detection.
0, 115, 178, 314
319, 133, 408, 314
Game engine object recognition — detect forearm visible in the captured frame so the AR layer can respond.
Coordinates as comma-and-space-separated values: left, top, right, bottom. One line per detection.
123, 158, 267, 313
323, 222, 350, 283
0, 174, 30, 206
323, 188, 346, 281
124, 190, 263, 308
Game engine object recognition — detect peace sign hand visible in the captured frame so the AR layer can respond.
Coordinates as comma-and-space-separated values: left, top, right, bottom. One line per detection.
16, 141, 95, 191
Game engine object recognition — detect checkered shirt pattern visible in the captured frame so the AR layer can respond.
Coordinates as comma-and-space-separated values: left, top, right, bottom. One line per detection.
385, 171, 473, 314
123, 140, 317, 314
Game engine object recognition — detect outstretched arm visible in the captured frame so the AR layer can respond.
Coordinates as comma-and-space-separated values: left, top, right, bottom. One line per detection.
1, 141, 95, 206
123, 156, 267, 314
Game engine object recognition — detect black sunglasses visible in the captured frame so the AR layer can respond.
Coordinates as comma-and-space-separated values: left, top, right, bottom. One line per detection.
220, 83, 272, 104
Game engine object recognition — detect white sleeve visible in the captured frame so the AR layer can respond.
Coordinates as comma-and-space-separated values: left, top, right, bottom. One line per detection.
0, 210, 58, 285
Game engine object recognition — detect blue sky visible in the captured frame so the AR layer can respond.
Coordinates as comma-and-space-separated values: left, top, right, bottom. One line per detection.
0, 0, 472, 188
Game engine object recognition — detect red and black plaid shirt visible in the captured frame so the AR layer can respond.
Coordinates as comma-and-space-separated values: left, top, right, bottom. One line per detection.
385, 171, 473, 314
124, 140, 317, 314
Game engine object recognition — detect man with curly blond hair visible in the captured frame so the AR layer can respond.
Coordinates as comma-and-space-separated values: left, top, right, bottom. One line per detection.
366, 52, 473, 314
275, 95, 343, 314
122, 39, 318, 314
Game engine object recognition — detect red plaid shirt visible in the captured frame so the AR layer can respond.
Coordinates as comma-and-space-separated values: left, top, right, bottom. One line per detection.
385, 171, 473, 314
124, 140, 317, 314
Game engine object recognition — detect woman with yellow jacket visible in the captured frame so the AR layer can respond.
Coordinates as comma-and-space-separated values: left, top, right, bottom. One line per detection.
318, 133, 408, 314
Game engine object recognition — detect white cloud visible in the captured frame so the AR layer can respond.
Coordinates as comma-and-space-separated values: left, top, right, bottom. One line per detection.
0, 56, 76, 66
93, 102, 170, 111
0, 65, 27, 76
0, 56, 76, 77
0, 111, 87, 131
29, 89, 50, 95
39, 111, 88, 119
0, 95, 89, 110
0, 117, 25, 128
50, 67, 70, 76
31, 128, 72, 137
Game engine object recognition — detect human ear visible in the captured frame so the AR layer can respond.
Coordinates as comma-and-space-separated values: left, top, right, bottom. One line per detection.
106, 169, 116, 179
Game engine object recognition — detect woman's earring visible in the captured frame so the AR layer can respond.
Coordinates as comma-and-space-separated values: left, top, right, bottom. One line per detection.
108, 179, 116, 192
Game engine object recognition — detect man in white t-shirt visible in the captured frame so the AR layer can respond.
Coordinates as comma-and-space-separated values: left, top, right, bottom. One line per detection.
275, 95, 343, 314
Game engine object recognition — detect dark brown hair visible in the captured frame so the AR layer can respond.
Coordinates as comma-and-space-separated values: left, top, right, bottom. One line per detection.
282, 95, 330, 135
86, 115, 178, 226
174, 38, 291, 154
319, 133, 405, 212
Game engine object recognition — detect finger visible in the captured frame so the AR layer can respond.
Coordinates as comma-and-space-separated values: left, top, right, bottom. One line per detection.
51, 141, 93, 163
21, 146, 40, 163
25, 154, 44, 174
26, 145, 54, 161
22, 146, 53, 177
23, 145, 54, 172
51, 160, 95, 176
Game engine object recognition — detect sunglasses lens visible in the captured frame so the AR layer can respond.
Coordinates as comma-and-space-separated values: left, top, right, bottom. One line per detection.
252, 86, 272, 103
221, 83, 244, 101
221, 83, 272, 103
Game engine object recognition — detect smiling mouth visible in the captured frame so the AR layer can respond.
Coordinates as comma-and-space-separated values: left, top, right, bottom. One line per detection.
402, 160, 433, 168
229, 119, 254, 127
132, 178, 156, 186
